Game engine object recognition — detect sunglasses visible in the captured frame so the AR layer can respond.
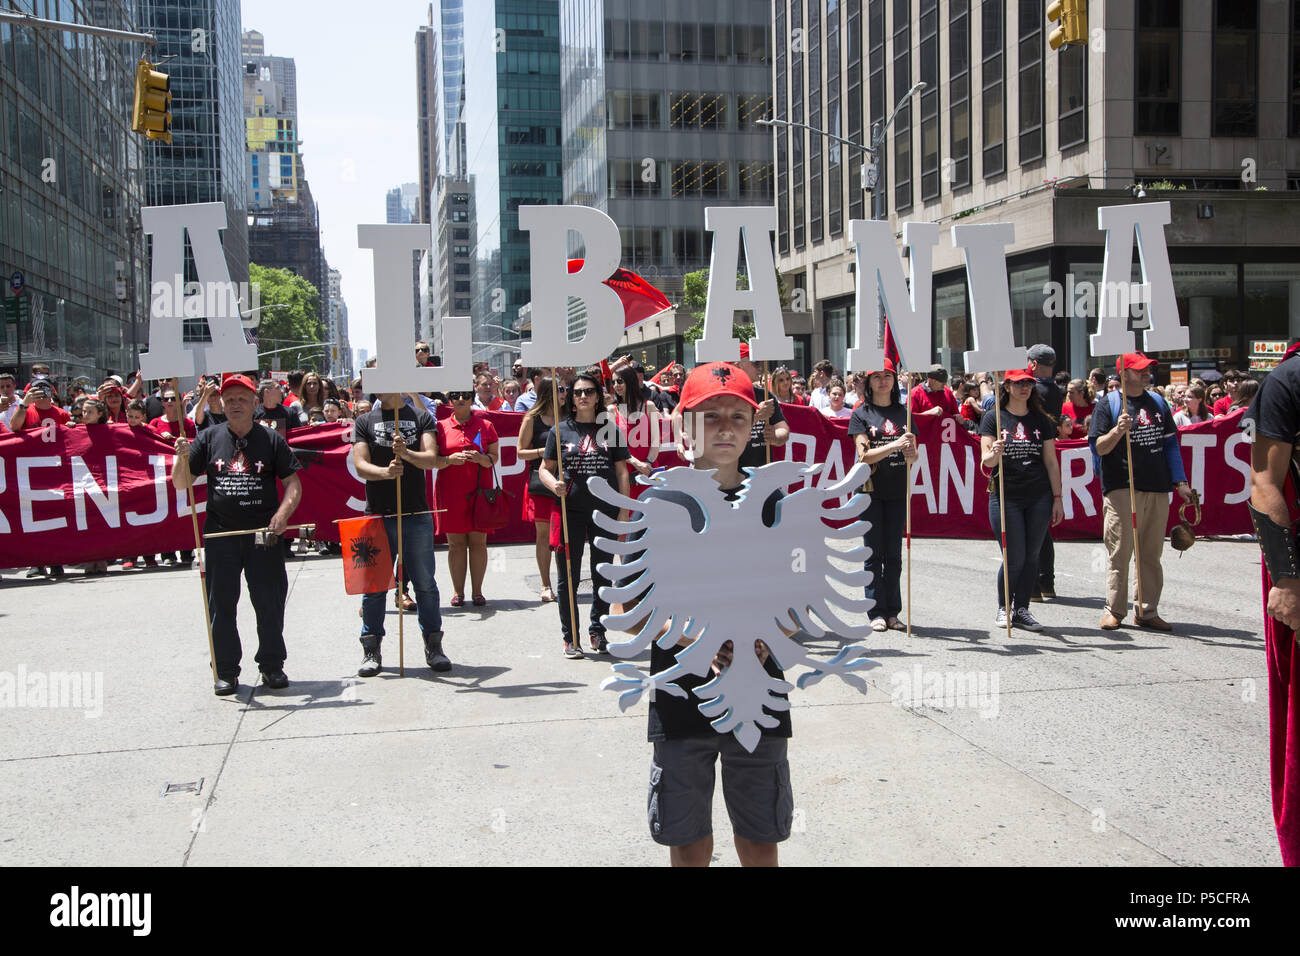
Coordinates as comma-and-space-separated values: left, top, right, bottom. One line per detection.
448, 391, 473, 401
415, 347, 430, 353
571, 387, 598, 397
162, 396, 178, 402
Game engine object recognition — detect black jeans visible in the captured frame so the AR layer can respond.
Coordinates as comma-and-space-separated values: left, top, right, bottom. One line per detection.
204, 533, 289, 680
988, 494, 1052, 611
556, 503, 615, 644
863, 496, 905, 621
1038, 531, 1055, 589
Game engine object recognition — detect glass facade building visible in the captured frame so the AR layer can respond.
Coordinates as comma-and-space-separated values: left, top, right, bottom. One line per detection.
0, 0, 146, 384
463, 0, 563, 370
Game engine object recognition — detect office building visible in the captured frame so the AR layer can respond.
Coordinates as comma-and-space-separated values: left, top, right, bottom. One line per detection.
0, 1, 147, 382
775, 1, 1300, 381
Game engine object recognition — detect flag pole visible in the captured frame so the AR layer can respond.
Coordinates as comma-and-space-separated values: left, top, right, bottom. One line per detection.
904, 380, 913, 639
393, 400, 404, 677
993, 373, 1012, 640
1120, 356, 1144, 619
763, 360, 771, 465
177, 431, 218, 684
551, 369, 580, 651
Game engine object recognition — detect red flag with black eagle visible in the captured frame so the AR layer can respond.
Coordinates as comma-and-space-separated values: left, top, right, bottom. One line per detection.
338, 516, 396, 595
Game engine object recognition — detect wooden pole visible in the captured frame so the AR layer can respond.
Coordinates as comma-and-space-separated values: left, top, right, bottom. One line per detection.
1120, 356, 1144, 619
203, 523, 315, 540
394, 402, 404, 676
993, 374, 1013, 640
904, 389, 913, 639
763, 360, 771, 465
173, 425, 218, 683
551, 370, 581, 650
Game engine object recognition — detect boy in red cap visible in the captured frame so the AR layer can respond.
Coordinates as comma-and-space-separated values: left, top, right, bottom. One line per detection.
1089, 353, 1194, 631
619, 362, 795, 866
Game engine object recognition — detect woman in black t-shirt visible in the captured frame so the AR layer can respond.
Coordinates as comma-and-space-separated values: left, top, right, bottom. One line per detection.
541, 373, 631, 658
979, 369, 1064, 631
846, 361, 916, 632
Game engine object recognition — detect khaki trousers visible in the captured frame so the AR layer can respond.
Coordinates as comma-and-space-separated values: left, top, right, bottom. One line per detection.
1102, 489, 1168, 620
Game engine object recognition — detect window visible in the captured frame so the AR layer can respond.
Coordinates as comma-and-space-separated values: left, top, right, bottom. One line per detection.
454, 245, 470, 256
777, 1, 789, 253
1058, 42, 1087, 149
982, 0, 1006, 177
630, 20, 664, 60
1017, 0, 1043, 165
919, 0, 941, 200
1136, 0, 1181, 135
828, 0, 843, 236
737, 94, 772, 128
454, 263, 470, 275
949, 0, 971, 189
669, 22, 698, 61
1293, 2, 1300, 135
809, 0, 823, 241
893, 0, 913, 212
868, 0, 886, 217
792, 0, 805, 247
847, 0, 865, 219
739, 161, 774, 199
1213, 1, 1258, 136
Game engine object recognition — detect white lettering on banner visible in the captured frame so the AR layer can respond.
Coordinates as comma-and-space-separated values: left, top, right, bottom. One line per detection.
175, 469, 206, 518
1182, 432, 1216, 501
696, 206, 791, 363
343, 448, 367, 513
125, 456, 168, 526
1090, 202, 1188, 355
18, 457, 66, 533
1223, 433, 1251, 504
518, 205, 625, 367
1060, 447, 1096, 519
910, 447, 939, 513
847, 220, 937, 372
71, 456, 120, 530
937, 444, 975, 515
0, 457, 8, 533
495, 436, 524, 481
813, 435, 851, 505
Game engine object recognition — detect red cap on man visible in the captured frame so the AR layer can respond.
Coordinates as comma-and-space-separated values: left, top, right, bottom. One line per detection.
677, 362, 760, 413
1117, 352, 1156, 374
219, 373, 257, 394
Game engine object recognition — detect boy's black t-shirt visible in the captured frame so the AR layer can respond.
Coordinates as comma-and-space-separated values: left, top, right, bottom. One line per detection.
1244, 355, 1300, 446
739, 385, 785, 471
544, 417, 630, 514
254, 403, 293, 438
1089, 390, 1178, 494
352, 405, 436, 515
187, 423, 301, 533
978, 407, 1055, 501
632, 484, 792, 742
195, 410, 227, 431
847, 401, 909, 501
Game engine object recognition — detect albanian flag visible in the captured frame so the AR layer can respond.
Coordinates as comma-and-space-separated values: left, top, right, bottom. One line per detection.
566, 260, 672, 329
338, 516, 396, 595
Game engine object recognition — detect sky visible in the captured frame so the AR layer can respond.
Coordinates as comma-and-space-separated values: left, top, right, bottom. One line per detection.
239, 0, 432, 364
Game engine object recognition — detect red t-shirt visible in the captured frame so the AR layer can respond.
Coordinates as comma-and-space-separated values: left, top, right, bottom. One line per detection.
15, 405, 70, 429
1060, 399, 1091, 439
1212, 395, 1234, 417
909, 384, 959, 417
959, 400, 981, 424
149, 416, 196, 440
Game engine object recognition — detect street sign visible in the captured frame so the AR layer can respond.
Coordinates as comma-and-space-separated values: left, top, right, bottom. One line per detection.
9, 271, 24, 293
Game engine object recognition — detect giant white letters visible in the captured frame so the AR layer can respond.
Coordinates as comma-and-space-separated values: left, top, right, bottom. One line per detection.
1090, 201, 1188, 356
694, 206, 792, 363
847, 219, 938, 371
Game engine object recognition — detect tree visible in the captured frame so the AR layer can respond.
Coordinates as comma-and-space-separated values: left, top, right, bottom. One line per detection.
680, 268, 790, 345
248, 264, 325, 372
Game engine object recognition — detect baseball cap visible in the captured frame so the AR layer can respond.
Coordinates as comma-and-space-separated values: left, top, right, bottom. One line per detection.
220, 373, 257, 393
1003, 368, 1035, 383
1026, 344, 1056, 365
1117, 353, 1156, 373
677, 362, 759, 413
865, 358, 897, 377
926, 363, 949, 382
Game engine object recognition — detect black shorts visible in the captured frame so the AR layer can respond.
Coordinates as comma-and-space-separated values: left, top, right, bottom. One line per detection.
647, 734, 793, 846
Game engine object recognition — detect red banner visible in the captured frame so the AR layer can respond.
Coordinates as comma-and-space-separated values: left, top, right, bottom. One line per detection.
0, 406, 1253, 569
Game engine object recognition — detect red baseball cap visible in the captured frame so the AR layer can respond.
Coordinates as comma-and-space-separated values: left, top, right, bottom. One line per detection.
1003, 368, 1035, 383
677, 362, 759, 413
1117, 352, 1156, 373
220, 373, 257, 394
865, 358, 897, 377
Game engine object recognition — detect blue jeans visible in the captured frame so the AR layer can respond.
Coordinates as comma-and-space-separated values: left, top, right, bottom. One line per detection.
863, 496, 905, 620
988, 494, 1052, 611
361, 514, 442, 638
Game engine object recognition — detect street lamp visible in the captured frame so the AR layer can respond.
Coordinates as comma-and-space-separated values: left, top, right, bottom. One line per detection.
239, 302, 292, 329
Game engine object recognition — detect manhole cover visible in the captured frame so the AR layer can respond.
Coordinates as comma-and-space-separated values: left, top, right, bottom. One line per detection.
160, 778, 204, 797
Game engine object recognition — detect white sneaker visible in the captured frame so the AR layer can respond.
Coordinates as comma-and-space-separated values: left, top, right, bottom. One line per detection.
1012, 607, 1044, 631
994, 607, 1008, 629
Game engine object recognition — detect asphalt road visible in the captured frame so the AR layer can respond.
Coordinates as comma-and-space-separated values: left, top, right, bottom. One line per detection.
0, 533, 1277, 867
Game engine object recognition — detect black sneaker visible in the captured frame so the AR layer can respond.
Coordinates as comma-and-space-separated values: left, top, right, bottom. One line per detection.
563, 641, 584, 660
1012, 607, 1044, 632
590, 633, 609, 654
260, 668, 290, 689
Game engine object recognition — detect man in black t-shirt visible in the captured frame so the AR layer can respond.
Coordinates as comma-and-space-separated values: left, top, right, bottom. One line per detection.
254, 379, 293, 437
352, 393, 449, 675
735, 350, 789, 470
1243, 342, 1300, 866
1089, 352, 1193, 632
172, 373, 303, 696
1027, 344, 1064, 600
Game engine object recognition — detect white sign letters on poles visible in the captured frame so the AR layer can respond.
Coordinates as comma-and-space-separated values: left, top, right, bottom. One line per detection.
138, 202, 258, 379
1089, 201, 1188, 356
358, 224, 472, 395
847, 219, 938, 372
694, 206, 792, 363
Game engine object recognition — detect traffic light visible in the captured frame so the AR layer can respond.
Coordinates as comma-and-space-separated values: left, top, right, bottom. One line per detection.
131, 59, 172, 144
1048, 0, 1088, 50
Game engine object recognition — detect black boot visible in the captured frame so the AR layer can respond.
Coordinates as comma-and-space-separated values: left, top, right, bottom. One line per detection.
358, 636, 382, 677
423, 631, 451, 672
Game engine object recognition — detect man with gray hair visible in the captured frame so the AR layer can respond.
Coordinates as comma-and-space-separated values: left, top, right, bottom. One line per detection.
1027, 344, 1064, 599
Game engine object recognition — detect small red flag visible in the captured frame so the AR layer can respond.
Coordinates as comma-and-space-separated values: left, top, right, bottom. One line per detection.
883, 316, 902, 370
338, 516, 396, 595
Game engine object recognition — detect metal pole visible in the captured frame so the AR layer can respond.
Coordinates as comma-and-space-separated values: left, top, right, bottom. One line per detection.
0, 10, 157, 45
